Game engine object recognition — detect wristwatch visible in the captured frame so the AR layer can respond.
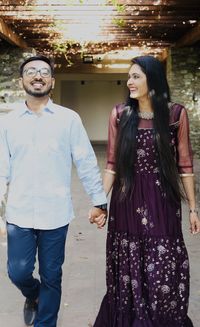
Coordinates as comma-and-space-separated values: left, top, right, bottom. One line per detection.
94, 203, 107, 211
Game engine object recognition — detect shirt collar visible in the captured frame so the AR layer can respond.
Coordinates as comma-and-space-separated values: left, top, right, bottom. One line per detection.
17, 99, 55, 117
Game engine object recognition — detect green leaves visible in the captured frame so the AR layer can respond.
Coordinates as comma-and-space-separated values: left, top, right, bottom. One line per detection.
112, 18, 126, 28
110, 0, 126, 13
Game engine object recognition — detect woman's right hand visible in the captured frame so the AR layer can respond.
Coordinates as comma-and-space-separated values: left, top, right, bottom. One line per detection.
189, 211, 200, 234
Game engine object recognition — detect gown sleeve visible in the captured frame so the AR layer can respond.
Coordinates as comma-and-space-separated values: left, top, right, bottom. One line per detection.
177, 107, 194, 176
105, 107, 118, 174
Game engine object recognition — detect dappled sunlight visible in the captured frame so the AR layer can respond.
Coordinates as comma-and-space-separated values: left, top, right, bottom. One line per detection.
0, 0, 199, 63
35, 0, 115, 43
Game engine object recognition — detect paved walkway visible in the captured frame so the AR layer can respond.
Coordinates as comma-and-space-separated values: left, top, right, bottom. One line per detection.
0, 146, 199, 327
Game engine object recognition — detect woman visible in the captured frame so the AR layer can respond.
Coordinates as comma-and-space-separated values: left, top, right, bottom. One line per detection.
92, 56, 200, 327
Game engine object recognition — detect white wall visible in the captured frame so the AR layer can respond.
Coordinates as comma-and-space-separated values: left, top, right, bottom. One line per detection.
53, 74, 127, 142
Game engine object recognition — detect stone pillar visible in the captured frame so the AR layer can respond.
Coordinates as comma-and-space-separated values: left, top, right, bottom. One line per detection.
0, 43, 35, 111
167, 47, 200, 206
167, 47, 200, 159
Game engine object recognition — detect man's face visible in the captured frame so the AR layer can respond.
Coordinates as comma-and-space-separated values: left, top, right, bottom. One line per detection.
20, 60, 55, 97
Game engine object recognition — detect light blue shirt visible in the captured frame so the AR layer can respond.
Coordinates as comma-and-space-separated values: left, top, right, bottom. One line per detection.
0, 100, 107, 229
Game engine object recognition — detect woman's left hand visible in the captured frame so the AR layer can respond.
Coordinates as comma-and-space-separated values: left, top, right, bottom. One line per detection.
93, 213, 107, 229
189, 212, 200, 234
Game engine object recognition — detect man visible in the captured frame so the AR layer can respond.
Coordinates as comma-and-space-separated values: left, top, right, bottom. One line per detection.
0, 55, 107, 327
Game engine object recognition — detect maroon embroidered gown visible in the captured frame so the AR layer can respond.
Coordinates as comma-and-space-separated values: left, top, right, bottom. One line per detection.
93, 104, 194, 327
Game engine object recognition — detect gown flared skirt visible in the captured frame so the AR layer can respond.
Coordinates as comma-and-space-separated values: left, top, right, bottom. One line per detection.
93, 172, 193, 327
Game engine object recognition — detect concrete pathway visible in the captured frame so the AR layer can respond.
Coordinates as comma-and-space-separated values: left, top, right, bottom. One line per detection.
0, 146, 199, 327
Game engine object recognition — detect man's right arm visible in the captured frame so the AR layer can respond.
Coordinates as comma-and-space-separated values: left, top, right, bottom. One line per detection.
0, 121, 10, 201
0, 121, 10, 234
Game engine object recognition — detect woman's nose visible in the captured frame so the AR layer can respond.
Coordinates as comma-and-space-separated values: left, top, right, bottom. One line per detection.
127, 78, 133, 85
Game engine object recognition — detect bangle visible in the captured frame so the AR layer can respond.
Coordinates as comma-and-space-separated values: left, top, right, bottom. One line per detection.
189, 208, 198, 214
104, 169, 116, 175
179, 173, 194, 177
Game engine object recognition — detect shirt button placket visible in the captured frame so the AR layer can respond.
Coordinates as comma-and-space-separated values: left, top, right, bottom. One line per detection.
32, 115, 40, 228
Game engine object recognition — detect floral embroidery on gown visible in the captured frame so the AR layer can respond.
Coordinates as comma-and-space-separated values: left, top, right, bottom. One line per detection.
93, 104, 194, 327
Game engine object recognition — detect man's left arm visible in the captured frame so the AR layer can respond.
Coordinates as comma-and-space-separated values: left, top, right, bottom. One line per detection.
70, 113, 107, 222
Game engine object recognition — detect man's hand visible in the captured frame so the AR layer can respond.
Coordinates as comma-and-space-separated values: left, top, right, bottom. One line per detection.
0, 196, 6, 235
88, 207, 107, 229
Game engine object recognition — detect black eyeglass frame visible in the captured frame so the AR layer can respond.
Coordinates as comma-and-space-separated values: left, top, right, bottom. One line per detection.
23, 67, 52, 78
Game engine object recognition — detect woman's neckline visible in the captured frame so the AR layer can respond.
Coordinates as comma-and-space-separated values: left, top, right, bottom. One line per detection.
138, 111, 154, 120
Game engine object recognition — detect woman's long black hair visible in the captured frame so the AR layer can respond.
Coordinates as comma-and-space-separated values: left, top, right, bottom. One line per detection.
115, 55, 184, 202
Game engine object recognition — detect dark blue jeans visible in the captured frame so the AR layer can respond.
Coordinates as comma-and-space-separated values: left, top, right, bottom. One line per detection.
7, 223, 68, 327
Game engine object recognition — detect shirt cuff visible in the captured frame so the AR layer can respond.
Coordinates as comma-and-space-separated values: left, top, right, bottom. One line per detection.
91, 191, 107, 206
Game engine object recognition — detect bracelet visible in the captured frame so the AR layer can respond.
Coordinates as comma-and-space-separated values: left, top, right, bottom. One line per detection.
179, 173, 194, 177
104, 169, 116, 175
189, 208, 198, 214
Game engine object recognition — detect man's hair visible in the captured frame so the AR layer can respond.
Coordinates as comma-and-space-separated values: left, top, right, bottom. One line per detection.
19, 55, 54, 77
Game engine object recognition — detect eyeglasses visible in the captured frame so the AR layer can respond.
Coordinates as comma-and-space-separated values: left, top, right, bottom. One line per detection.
23, 67, 52, 78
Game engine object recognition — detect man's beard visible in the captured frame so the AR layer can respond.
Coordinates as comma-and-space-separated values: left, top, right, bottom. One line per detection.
23, 83, 53, 98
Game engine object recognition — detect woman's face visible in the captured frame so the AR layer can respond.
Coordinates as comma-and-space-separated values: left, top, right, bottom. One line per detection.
127, 63, 148, 100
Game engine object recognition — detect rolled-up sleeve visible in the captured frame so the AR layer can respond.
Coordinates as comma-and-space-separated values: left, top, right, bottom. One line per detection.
177, 108, 193, 176
70, 113, 107, 205
0, 121, 10, 197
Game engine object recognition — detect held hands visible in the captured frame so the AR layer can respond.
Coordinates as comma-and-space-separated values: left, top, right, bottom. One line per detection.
189, 211, 200, 235
88, 207, 107, 229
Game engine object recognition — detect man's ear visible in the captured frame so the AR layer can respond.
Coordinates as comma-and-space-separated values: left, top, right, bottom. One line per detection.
52, 78, 55, 90
19, 77, 23, 88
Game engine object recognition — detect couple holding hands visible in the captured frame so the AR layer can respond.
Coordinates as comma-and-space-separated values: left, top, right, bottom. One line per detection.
0, 54, 199, 327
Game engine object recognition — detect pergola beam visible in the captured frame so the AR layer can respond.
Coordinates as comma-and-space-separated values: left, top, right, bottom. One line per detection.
0, 18, 27, 48
175, 23, 200, 47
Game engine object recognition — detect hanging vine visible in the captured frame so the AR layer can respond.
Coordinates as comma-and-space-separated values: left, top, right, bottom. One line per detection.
108, 0, 126, 27
49, 0, 127, 64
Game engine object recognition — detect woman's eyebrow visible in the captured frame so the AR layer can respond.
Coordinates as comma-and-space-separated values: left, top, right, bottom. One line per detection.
128, 72, 140, 77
